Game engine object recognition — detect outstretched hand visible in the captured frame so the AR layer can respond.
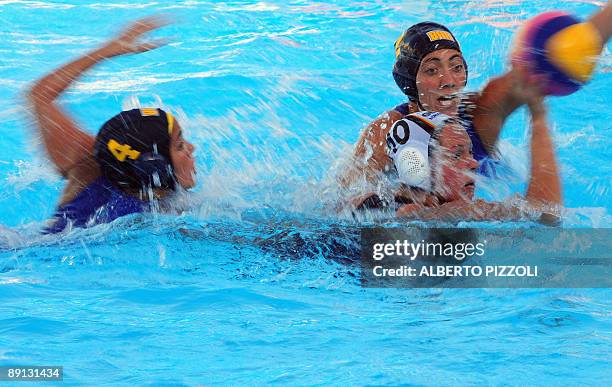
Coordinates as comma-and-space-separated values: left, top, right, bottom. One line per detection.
99, 15, 172, 58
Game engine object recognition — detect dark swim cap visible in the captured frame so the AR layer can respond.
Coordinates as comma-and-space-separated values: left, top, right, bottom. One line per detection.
94, 108, 177, 191
392, 22, 467, 102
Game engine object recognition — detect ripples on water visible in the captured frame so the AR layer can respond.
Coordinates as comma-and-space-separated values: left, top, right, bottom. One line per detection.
0, 0, 610, 384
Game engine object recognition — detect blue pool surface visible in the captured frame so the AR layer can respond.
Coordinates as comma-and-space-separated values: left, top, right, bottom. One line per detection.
0, 0, 610, 384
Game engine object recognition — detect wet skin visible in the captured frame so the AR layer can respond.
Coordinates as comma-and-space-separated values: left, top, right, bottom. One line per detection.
434, 123, 479, 202
415, 49, 467, 116
169, 122, 196, 189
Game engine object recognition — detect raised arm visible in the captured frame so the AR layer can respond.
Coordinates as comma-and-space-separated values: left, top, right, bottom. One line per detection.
469, 69, 525, 155
524, 99, 561, 208
589, 0, 612, 42
471, 1, 611, 155
27, 16, 170, 177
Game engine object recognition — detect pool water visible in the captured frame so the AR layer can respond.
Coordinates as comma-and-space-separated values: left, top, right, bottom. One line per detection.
0, 0, 610, 384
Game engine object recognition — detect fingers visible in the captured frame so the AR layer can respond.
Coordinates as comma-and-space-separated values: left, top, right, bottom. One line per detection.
106, 15, 174, 56
122, 15, 173, 39
132, 37, 171, 53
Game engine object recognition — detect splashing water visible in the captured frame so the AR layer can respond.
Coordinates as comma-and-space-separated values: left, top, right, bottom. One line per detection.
0, 0, 610, 384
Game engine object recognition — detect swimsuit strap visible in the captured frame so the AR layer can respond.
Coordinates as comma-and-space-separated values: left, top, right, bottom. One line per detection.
44, 177, 147, 233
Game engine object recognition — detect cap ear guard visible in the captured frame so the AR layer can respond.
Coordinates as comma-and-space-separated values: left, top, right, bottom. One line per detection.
386, 111, 451, 191
395, 146, 431, 190
130, 152, 175, 190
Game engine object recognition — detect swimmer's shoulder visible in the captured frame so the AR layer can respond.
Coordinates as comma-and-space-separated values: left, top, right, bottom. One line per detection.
362, 108, 405, 140
58, 154, 101, 207
356, 108, 404, 160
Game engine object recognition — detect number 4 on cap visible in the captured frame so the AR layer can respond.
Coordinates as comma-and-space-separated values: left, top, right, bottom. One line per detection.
107, 139, 141, 162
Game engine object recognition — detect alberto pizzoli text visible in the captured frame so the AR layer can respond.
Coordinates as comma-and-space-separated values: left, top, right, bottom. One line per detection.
372, 265, 538, 278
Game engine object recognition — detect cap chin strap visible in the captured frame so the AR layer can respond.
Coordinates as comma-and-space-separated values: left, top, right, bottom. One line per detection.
416, 99, 425, 111
131, 153, 175, 189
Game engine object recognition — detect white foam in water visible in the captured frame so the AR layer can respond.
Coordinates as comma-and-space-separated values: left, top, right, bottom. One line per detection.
6, 160, 60, 190
0, 0, 610, 236
0, 224, 26, 249
0, 3, 610, 385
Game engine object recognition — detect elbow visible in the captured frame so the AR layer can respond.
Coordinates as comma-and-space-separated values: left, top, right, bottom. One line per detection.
27, 82, 45, 105
27, 75, 53, 106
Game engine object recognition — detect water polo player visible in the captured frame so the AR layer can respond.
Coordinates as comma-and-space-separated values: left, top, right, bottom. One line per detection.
28, 17, 196, 233
387, 95, 560, 223
341, 3, 610, 210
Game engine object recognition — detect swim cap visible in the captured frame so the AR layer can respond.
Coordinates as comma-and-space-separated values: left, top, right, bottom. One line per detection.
94, 108, 176, 191
393, 22, 467, 102
386, 111, 452, 190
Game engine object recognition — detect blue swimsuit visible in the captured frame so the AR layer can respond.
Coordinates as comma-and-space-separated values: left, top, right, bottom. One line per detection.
45, 177, 148, 234
393, 102, 498, 177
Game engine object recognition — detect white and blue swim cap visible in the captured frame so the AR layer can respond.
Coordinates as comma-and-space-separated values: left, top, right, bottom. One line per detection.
385, 111, 452, 190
